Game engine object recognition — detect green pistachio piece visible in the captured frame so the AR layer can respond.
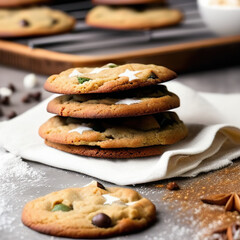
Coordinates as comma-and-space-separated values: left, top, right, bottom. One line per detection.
78, 77, 91, 84
51, 203, 72, 212
148, 72, 158, 79
107, 63, 118, 68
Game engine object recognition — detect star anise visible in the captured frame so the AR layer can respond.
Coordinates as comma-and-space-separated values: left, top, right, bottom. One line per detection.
209, 223, 240, 240
201, 193, 240, 213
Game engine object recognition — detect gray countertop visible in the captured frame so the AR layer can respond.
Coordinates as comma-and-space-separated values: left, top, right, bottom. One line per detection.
0, 64, 240, 240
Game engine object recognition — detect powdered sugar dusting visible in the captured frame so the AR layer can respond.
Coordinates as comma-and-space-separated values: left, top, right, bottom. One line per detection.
0, 147, 46, 232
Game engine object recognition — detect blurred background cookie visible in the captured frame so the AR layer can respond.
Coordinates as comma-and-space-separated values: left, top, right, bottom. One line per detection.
86, 5, 183, 30
0, 7, 75, 37
92, 0, 166, 5
0, 0, 50, 7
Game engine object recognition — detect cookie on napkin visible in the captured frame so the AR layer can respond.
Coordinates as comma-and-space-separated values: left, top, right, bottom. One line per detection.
22, 181, 156, 238
45, 140, 167, 158
47, 85, 180, 118
44, 63, 177, 94
86, 5, 183, 30
0, 7, 75, 37
39, 112, 188, 149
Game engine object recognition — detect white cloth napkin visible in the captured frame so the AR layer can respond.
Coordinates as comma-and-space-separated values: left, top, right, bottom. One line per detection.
0, 82, 239, 185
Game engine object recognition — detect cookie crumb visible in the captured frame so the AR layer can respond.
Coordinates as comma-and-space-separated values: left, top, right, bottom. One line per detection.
167, 182, 180, 191
155, 184, 165, 188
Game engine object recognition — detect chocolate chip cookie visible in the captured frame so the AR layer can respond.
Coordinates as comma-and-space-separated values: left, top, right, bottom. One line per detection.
44, 63, 177, 94
86, 5, 183, 30
22, 181, 156, 238
47, 85, 180, 118
0, 0, 50, 7
0, 7, 75, 37
45, 140, 167, 158
39, 112, 188, 149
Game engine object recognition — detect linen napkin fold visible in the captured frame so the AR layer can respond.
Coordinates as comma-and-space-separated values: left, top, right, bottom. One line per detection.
0, 82, 239, 185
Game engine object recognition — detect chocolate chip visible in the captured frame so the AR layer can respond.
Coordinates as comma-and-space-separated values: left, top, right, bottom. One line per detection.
30, 91, 41, 101
19, 19, 30, 27
22, 94, 31, 103
8, 83, 16, 93
1, 96, 10, 106
166, 182, 180, 191
92, 213, 112, 228
0, 107, 3, 117
52, 18, 58, 25
97, 182, 106, 190
7, 111, 17, 119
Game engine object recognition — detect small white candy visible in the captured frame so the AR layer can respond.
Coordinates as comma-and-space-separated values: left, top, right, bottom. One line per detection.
69, 69, 83, 78
89, 68, 108, 74
23, 73, 38, 89
0, 87, 12, 97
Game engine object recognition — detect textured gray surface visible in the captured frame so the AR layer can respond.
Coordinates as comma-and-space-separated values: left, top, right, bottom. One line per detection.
0, 64, 239, 240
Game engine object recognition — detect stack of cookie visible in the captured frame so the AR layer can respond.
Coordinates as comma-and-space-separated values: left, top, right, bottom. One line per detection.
39, 63, 187, 159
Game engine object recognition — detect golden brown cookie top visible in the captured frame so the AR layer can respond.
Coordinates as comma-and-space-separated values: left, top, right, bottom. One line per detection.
39, 112, 188, 148
47, 85, 180, 118
0, 7, 75, 37
86, 5, 183, 30
44, 63, 177, 94
22, 181, 156, 238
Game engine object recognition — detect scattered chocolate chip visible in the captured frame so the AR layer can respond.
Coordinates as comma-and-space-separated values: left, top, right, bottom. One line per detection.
19, 19, 30, 27
7, 111, 17, 119
97, 182, 106, 190
30, 91, 42, 101
1, 96, 10, 106
8, 83, 16, 92
22, 94, 31, 103
0, 107, 3, 117
167, 182, 180, 191
92, 213, 112, 228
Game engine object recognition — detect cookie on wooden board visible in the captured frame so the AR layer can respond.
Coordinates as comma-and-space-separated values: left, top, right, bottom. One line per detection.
22, 181, 156, 238
39, 112, 188, 148
86, 5, 183, 30
44, 63, 177, 94
0, 0, 50, 7
0, 7, 75, 38
47, 85, 180, 118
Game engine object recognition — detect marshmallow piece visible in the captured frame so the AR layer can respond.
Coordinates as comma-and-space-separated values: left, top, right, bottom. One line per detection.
23, 73, 38, 89
68, 125, 92, 134
115, 98, 142, 105
0, 87, 12, 97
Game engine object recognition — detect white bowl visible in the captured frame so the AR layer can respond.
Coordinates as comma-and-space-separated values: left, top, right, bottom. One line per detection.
197, 0, 240, 36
